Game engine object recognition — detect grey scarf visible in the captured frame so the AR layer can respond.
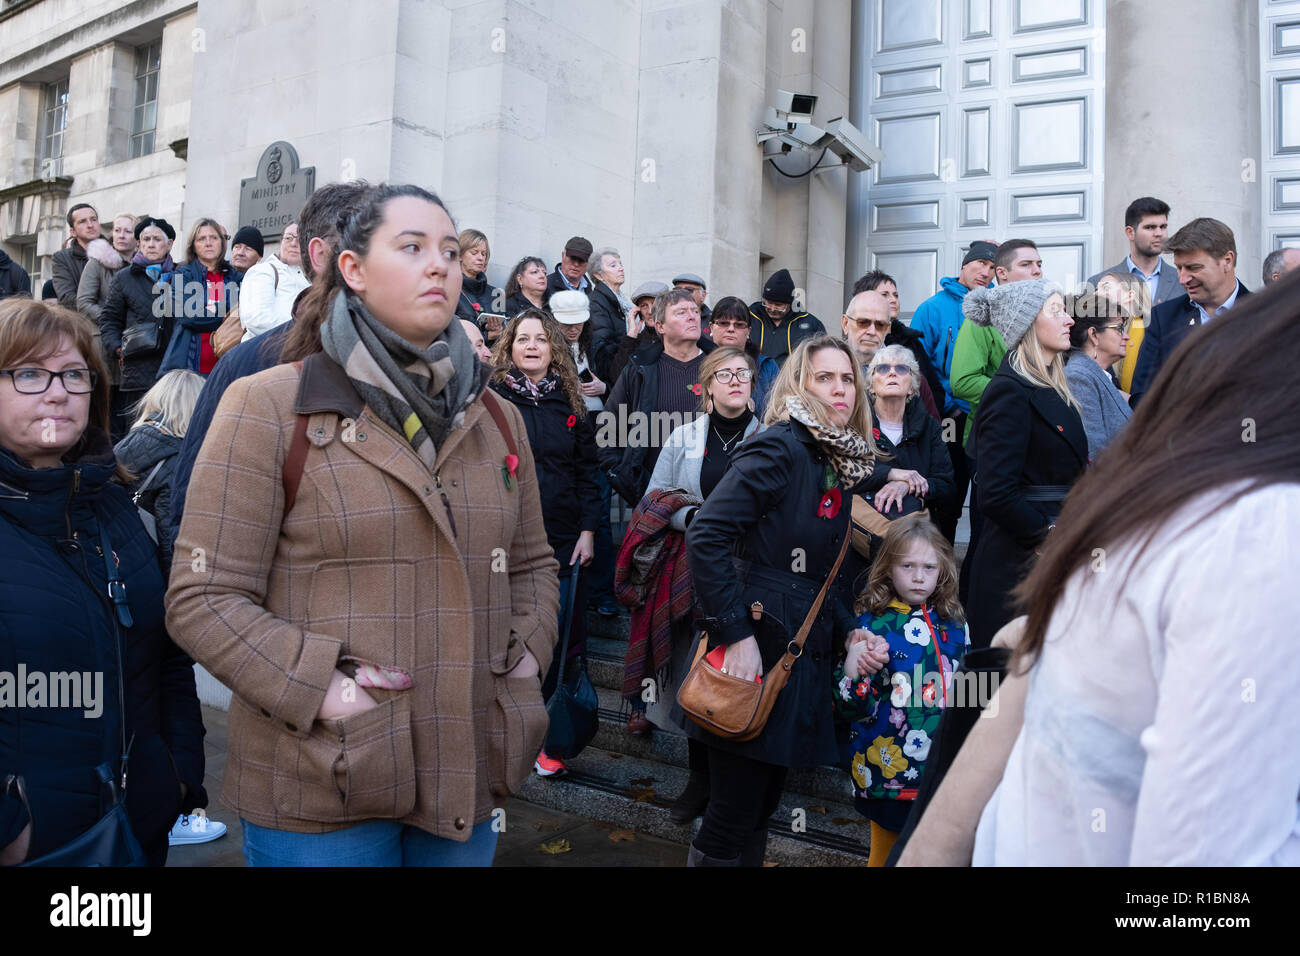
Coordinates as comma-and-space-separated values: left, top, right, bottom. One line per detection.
320, 291, 487, 468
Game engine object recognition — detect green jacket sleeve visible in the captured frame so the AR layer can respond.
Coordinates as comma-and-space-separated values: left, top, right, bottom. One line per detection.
951, 322, 997, 405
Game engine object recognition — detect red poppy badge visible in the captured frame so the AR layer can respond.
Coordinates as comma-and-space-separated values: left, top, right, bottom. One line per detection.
816, 487, 842, 519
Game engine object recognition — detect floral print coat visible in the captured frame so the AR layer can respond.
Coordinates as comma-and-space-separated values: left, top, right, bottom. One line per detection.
833, 600, 968, 803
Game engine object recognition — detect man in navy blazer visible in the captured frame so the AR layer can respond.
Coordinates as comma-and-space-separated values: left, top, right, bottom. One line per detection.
1086, 196, 1185, 308
1129, 218, 1250, 407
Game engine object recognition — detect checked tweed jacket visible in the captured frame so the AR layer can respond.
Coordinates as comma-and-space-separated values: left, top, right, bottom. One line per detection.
166, 353, 559, 840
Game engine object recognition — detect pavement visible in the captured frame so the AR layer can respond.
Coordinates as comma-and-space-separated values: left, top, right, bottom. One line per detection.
167, 704, 686, 867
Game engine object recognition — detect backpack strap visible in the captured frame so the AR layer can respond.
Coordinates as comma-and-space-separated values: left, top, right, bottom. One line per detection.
480, 389, 517, 459
282, 362, 310, 512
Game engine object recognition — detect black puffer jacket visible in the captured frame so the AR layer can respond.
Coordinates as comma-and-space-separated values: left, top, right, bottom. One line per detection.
489, 378, 602, 575
114, 421, 183, 569
0, 429, 206, 865
685, 419, 861, 768
100, 262, 175, 392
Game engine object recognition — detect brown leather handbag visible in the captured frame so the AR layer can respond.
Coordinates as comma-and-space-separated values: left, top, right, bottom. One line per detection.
211, 305, 244, 359
676, 533, 850, 741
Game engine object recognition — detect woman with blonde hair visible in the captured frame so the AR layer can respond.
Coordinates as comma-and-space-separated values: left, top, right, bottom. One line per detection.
114, 369, 205, 568
454, 229, 502, 340
638, 345, 763, 823
1095, 272, 1152, 394
158, 217, 242, 377
962, 280, 1086, 647
683, 334, 880, 865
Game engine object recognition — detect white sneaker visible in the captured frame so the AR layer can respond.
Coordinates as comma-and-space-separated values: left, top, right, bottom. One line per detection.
168, 812, 228, 846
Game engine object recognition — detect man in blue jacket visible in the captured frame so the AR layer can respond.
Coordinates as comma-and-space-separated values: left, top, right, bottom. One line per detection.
908, 240, 996, 542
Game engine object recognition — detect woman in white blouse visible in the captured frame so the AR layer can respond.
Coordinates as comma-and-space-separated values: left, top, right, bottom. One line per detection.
898, 276, 1300, 866
238, 221, 311, 341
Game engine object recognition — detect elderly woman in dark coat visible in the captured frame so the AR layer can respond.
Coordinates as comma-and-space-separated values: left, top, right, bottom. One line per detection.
684, 335, 880, 866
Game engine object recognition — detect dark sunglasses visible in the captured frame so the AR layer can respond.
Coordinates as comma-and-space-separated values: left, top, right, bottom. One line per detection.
872, 364, 911, 376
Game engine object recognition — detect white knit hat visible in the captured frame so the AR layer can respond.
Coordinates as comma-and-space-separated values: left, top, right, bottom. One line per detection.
962, 279, 1060, 349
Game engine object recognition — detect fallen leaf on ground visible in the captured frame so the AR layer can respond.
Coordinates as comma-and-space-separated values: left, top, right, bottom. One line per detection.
762, 861, 779, 867
606, 752, 624, 759
532, 821, 560, 832
609, 829, 636, 843
809, 806, 828, 814
630, 777, 656, 787
537, 838, 572, 855
629, 786, 657, 803
833, 817, 870, 828
592, 821, 614, 830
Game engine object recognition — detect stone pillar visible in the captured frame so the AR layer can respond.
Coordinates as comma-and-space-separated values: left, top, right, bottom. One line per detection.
0, 82, 44, 188
1104, 0, 1261, 281
757, 0, 851, 327
632, 0, 766, 304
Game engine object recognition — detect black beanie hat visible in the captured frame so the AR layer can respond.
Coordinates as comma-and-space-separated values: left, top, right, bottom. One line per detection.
231, 225, 265, 256
763, 268, 795, 304
134, 216, 176, 241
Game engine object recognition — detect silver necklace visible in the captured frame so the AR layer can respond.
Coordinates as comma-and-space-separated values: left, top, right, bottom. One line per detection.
712, 424, 744, 452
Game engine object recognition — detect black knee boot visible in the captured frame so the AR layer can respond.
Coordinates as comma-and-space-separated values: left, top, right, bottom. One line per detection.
670, 739, 711, 824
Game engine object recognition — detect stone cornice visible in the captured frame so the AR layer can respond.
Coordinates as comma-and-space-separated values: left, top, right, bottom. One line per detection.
0, 175, 73, 205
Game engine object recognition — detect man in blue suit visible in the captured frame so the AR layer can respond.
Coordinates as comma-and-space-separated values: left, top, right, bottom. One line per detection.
1129, 218, 1250, 407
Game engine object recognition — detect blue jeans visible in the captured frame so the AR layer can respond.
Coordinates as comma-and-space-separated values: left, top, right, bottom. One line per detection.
241, 818, 499, 867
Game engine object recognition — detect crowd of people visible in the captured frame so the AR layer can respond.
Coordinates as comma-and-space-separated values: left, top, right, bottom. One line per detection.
0, 184, 1296, 869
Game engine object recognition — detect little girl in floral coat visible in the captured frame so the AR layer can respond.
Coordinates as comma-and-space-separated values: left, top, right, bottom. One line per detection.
833, 514, 968, 866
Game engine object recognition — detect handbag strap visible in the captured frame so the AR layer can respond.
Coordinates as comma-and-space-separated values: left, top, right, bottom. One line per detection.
132, 458, 166, 503
554, 562, 581, 687
783, 529, 851, 656
96, 522, 133, 795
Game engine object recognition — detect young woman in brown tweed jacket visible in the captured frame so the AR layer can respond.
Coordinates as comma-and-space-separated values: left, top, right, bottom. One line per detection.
166, 185, 560, 866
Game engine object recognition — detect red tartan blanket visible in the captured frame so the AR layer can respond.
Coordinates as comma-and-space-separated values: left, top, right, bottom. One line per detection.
615, 489, 696, 697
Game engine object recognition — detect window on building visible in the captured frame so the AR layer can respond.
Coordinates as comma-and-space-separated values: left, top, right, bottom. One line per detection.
39, 79, 69, 173
130, 39, 162, 159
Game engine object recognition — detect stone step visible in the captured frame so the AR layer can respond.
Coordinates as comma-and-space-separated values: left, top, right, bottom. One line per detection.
515, 749, 870, 866
581, 683, 858, 806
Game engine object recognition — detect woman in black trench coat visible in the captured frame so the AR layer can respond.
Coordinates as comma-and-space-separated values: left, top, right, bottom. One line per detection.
962, 280, 1087, 647
684, 336, 882, 866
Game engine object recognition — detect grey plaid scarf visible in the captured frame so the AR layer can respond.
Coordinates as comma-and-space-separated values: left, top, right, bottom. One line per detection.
320, 291, 487, 468
785, 394, 876, 488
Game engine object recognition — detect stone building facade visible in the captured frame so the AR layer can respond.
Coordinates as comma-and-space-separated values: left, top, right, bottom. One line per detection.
2, 0, 1297, 322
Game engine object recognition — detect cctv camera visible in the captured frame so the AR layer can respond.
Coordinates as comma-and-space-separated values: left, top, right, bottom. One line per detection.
772, 89, 817, 125
813, 116, 885, 173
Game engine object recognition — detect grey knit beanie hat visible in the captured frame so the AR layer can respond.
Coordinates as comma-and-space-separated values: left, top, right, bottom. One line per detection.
962, 279, 1060, 349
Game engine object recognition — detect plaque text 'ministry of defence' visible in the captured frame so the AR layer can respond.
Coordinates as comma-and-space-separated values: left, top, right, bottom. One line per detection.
238, 142, 316, 239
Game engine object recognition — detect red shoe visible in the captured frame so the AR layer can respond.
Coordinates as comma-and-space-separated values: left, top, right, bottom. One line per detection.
534, 749, 567, 777
626, 710, 651, 737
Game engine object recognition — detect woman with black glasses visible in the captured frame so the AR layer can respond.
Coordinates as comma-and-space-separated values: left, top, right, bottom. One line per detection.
1064, 291, 1133, 459
639, 346, 762, 824
0, 299, 206, 867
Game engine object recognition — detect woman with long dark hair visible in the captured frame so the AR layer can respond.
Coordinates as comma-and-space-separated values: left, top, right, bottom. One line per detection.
684, 335, 879, 866
488, 308, 601, 777
167, 184, 559, 866
964, 270, 1300, 865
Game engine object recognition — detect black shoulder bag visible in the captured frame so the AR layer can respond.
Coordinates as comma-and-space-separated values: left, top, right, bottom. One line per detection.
543, 563, 600, 760
3, 523, 148, 866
